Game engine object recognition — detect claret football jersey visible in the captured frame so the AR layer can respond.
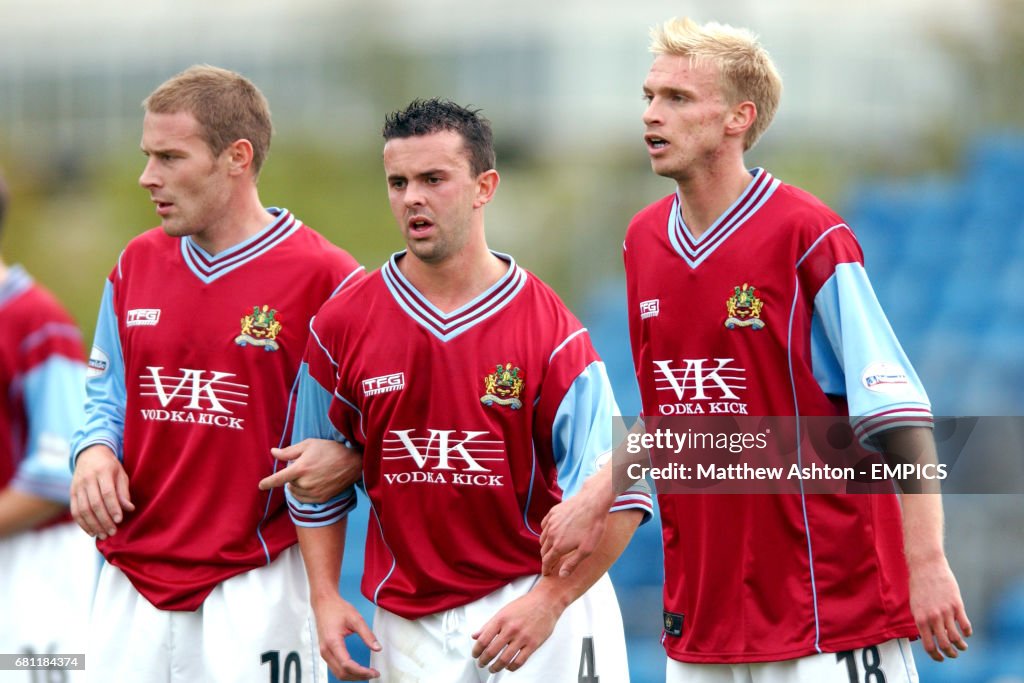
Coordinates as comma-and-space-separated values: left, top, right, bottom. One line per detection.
289, 252, 653, 618
625, 170, 928, 662
73, 209, 362, 610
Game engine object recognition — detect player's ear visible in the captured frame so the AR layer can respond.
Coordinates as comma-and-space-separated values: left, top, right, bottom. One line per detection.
224, 139, 256, 177
725, 101, 757, 140
474, 169, 500, 208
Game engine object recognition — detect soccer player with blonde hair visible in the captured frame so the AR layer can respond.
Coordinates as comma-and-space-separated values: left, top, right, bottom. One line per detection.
542, 17, 971, 683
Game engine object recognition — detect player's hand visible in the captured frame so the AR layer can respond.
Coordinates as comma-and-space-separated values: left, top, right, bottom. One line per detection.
258, 439, 362, 503
909, 555, 972, 661
471, 590, 561, 673
540, 489, 608, 578
312, 592, 381, 680
70, 445, 134, 540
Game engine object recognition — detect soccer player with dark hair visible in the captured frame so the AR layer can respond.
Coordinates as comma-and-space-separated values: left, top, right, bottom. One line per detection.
286, 98, 652, 681
70, 65, 363, 681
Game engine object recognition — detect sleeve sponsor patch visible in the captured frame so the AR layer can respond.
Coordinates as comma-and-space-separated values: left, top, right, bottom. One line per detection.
87, 346, 110, 378
861, 361, 909, 393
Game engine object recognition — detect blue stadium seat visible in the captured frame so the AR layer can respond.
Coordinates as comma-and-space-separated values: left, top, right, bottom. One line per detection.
990, 576, 1024, 646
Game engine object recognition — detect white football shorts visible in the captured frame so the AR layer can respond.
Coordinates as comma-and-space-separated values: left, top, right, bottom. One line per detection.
369, 572, 629, 682
666, 638, 918, 683
85, 544, 324, 683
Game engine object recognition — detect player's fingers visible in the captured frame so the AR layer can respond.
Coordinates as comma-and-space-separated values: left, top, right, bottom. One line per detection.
271, 444, 302, 462
258, 467, 299, 491
477, 639, 509, 669
351, 615, 382, 652
489, 644, 520, 673
471, 623, 499, 659
85, 480, 118, 538
558, 549, 585, 578
98, 478, 126, 531
337, 659, 380, 681
71, 487, 100, 537
934, 614, 958, 659
115, 468, 135, 514
956, 606, 973, 639
540, 544, 564, 576
505, 644, 532, 672
918, 619, 942, 662
946, 612, 968, 652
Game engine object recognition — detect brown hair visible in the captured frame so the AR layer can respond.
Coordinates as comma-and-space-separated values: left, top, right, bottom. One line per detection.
144, 65, 273, 175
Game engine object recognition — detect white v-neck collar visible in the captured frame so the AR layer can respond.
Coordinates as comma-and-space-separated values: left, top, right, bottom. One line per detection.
667, 168, 780, 269
381, 250, 528, 342
181, 207, 301, 284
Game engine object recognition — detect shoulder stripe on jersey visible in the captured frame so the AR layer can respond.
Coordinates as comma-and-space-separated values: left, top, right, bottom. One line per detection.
0, 265, 33, 308
795, 223, 855, 269
667, 168, 780, 269
20, 322, 82, 353
308, 319, 340, 369
548, 328, 588, 364
381, 250, 528, 342
328, 266, 367, 299
180, 208, 301, 283
333, 390, 366, 441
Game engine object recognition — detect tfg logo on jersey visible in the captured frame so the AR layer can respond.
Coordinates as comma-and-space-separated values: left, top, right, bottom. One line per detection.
640, 299, 660, 320
138, 366, 249, 430
363, 372, 405, 396
126, 309, 161, 327
652, 358, 749, 415
381, 429, 506, 488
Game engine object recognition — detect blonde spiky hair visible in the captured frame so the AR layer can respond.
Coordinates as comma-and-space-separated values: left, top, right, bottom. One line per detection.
650, 17, 782, 150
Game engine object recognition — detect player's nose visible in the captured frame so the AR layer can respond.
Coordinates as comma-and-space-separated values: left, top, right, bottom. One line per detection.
139, 158, 161, 189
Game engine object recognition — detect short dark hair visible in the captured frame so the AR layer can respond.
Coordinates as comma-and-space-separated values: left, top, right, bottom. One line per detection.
382, 98, 495, 176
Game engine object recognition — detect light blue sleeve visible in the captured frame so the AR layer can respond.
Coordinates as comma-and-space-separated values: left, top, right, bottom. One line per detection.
12, 356, 86, 502
551, 361, 653, 520
285, 361, 358, 527
70, 280, 127, 469
812, 262, 933, 443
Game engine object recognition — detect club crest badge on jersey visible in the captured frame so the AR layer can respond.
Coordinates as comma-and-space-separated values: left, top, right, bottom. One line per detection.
725, 283, 765, 330
481, 363, 525, 409
235, 304, 283, 351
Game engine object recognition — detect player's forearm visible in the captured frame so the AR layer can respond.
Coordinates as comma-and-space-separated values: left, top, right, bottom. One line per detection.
296, 520, 348, 605
0, 487, 67, 538
532, 509, 643, 612
880, 428, 947, 565
900, 492, 947, 569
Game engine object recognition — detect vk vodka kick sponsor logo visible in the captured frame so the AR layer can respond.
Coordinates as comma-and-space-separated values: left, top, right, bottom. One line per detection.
138, 366, 249, 430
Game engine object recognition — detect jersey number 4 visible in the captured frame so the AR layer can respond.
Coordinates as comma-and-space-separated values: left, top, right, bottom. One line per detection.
578, 636, 599, 682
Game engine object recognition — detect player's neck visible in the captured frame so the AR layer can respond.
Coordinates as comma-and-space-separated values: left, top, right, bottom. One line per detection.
675, 161, 753, 240
399, 243, 509, 315
191, 189, 274, 256
0, 259, 8, 285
